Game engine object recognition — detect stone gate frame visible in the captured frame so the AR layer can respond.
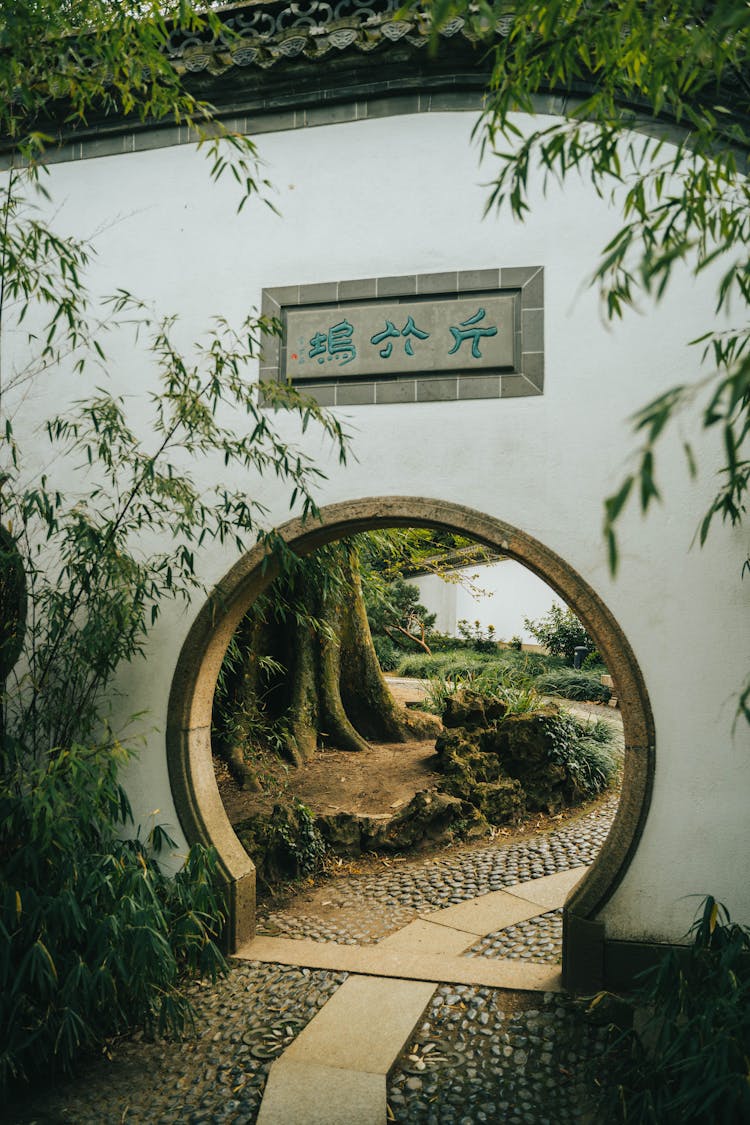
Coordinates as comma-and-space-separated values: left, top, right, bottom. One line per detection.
166, 496, 654, 990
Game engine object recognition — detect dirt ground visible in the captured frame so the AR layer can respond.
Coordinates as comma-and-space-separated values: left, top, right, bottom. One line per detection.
216, 736, 442, 825
216, 673, 442, 825
215, 676, 622, 834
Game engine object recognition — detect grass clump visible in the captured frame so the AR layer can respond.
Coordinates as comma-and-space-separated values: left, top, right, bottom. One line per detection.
545, 713, 620, 798
394, 650, 494, 679
534, 668, 611, 703
590, 896, 750, 1123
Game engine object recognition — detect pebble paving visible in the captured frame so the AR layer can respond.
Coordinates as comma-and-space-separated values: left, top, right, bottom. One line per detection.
10, 791, 618, 1124
259, 794, 617, 948
7, 963, 347, 1125
466, 910, 563, 965
387, 985, 608, 1124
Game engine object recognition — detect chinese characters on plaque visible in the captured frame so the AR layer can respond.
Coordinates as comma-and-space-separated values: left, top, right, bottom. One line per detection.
284, 295, 515, 382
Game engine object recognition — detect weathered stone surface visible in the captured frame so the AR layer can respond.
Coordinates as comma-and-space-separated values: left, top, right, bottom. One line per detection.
235, 801, 324, 884
316, 788, 487, 856
442, 689, 508, 730
433, 702, 589, 823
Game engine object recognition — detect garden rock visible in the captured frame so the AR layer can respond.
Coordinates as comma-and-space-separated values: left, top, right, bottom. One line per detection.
443, 689, 508, 730
433, 700, 596, 823
317, 788, 487, 856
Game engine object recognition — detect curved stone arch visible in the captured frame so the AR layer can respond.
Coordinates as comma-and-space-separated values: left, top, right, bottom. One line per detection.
167, 496, 655, 982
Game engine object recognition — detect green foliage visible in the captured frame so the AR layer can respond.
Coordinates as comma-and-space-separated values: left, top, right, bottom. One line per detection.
545, 712, 620, 799
0, 740, 227, 1093
0, 0, 349, 1089
482, 648, 565, 681
424, 668, 543, 718
582, 649, 606, 673
534, 668, 611, 703
0, 0, 268, 201
277, 801, 326, 879
591, 896, 750, 1123
371, 633, 400, 672
422, 0, 750, 582
364, 574, 437, 655
358, 527, 491, 583
456, 618, 498, 653
395, 646, 563, 682
235, 800, 326, 886
524, 604, 594, 664
394, 649, 496, 680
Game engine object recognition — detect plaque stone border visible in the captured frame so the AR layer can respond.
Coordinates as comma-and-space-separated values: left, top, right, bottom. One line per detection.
260, 267, 544, 406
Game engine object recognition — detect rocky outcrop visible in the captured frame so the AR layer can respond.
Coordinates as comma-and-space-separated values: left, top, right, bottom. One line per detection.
235, 787, 488, 884
434, 692, 584, 820
317, 789, 487, 857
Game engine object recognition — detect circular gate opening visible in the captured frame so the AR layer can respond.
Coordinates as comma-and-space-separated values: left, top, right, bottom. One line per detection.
167, 497, 654, 986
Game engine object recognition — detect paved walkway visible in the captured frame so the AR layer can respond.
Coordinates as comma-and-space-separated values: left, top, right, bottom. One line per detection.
8, 793, 617, 1124
248, 868, 582, 1123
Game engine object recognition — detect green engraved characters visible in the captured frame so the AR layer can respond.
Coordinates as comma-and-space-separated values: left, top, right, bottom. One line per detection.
370, 315, 430, 358
309, 320, 356, 366
448, 308, 498, 359
298, 304, 501, 374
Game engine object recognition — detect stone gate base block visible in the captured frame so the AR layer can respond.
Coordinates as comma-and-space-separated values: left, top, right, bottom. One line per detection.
562, 912, 605, 993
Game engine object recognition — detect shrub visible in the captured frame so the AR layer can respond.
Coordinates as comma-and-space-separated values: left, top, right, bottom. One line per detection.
545, 712, 620, 798
372, 633, 400, 671
582, 649, 607, 672
524, 603, 595, 664
534, 668, 612, 703
457, 618, 499, 653
394, 650, 494, 679
590, 896, 750, 1123
0, 742, 227, 1094
395, 649, 563, 683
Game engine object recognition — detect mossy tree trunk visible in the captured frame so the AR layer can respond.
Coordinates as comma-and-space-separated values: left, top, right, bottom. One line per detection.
213, 540, 440, 775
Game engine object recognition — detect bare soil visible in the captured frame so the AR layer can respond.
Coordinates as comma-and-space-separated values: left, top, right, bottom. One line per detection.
216, 673, 441, 825
216, 737, 442, 825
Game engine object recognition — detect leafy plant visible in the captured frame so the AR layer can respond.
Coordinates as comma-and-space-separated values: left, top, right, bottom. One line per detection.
524, 604, 594, 665
364, 574, 437, 656
371, 633, 400, 672
457, 618, 498, 653
590, 896, 750, 1123
582, 649, 607, 673
423, 672, 469, 715
534, 669, 612, 704
545, 712, 620, 798
0, 740, 227, 1093
394, 650, 495, 680
276, 801, 326, 878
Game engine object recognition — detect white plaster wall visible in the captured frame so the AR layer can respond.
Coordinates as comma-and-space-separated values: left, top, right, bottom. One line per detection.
8, 110, 749, 943
412, 561, 561, 643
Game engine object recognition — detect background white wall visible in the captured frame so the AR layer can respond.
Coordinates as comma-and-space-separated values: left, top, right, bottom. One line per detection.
8, 109, 749, 945
412, 560, 561, 643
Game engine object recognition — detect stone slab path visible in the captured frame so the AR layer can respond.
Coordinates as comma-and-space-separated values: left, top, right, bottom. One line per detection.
7, 788, 618, 1124
244, 867, 583, 1124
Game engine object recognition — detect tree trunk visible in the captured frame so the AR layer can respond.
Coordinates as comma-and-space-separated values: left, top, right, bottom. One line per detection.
317, 580, 371, 752
284, 616, 319, 765
214, 540, 440, 770
338, 547, 439, 742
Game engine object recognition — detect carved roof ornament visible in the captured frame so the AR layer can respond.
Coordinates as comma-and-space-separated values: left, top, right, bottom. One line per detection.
164, 1, 509, 76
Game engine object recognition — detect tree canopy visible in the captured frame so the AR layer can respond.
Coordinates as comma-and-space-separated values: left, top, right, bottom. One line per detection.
424, 0, 750, 578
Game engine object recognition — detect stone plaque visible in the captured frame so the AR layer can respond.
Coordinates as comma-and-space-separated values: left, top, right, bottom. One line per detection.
284, 294, 516, 382
261, 267, 544, 406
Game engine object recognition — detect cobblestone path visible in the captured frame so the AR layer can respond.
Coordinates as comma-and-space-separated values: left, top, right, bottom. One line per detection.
9, 796, 617, 1124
